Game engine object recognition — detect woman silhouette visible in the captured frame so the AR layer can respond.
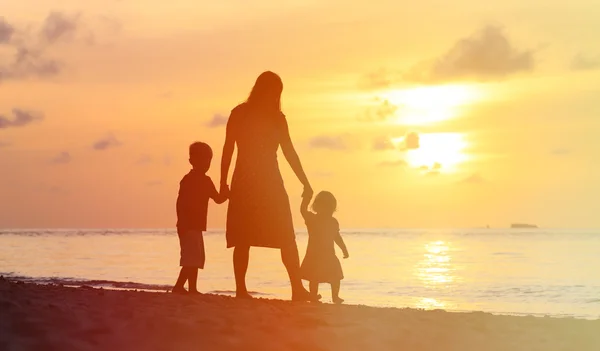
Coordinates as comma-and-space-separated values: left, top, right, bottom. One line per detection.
220, 71, 314, 301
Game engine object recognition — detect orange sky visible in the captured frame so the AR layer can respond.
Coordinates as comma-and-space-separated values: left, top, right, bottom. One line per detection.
1, 1, 599, 228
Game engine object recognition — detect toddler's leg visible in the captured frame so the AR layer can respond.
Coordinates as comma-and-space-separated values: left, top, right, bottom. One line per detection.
331, 280, 344, 304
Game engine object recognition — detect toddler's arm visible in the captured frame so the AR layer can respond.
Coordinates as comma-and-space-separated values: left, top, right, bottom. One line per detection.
300, 193, 312, 220
334, 231, 349, 259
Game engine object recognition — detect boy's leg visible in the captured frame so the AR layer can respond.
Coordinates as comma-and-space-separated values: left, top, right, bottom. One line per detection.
187, 267, 199, 293
173, 267, 188, 293
331, 281, 344, 304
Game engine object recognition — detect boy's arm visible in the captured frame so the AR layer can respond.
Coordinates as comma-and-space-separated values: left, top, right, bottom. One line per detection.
333, 220, 349, 258
176, 177, 191, 218
209, 178, 227, 204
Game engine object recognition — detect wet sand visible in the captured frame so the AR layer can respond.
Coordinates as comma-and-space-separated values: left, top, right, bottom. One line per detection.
1, 278, 599, 350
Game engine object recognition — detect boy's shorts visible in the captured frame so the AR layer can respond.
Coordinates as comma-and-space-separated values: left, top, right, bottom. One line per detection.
178, 229, 205, 269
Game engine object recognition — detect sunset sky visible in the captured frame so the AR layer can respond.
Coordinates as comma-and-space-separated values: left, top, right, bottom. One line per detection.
1, 0, 599, 228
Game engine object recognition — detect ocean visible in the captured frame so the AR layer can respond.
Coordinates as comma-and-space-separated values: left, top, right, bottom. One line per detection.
1, 228, 599, 319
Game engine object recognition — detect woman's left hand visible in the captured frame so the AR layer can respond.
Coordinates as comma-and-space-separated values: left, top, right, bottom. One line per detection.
302, 184, 313, 199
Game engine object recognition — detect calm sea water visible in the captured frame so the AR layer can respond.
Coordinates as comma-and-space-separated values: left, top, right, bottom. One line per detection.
1, 228, 599, 319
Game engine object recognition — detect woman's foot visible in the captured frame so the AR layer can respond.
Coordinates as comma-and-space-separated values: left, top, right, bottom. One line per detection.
188, 290, 203, 295
172, 286, 188, 294
292, 288, 319, 302
332, 297, 344, 304
235, 291, 253, 299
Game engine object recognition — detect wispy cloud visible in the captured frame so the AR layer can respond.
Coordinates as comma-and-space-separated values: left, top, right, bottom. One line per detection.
358, 69, 395, 90
571, 53, 600, 71
404, 26, 534, 83
0, 18, 15, 44
313, 171, 334, 178
136, 154, 172, 166
551, 148, 571, 156
50, 151, 71, 164
40, 12, 80, 44
0, 12, 105, 82
359, 99, 399, 122
308, 135, 348, 151
0, 109, 43, 129
379, 159, 407, 167
372, 136, 396, 151
459, 173, 485, 184
205, 114, 228, 128
401, 132, 420, 150
93, 134, 121, 150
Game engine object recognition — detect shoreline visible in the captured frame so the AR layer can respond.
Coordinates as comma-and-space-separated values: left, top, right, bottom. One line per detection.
2, 278, 599, 350
3, 274, 597, 320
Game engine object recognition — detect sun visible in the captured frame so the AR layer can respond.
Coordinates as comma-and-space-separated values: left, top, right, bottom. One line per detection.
393, 133, 469, 172
383, 84, 482, 125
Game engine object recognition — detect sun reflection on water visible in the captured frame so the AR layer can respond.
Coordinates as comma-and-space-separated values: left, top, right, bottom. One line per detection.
416, 241, 455, 286
415, 297, 447, 310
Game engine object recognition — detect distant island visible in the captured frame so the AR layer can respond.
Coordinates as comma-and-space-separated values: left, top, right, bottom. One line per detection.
511, 223, 538, 228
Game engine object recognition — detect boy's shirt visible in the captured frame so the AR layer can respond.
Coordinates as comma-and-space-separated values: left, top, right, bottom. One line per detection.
176, 169, 219, 231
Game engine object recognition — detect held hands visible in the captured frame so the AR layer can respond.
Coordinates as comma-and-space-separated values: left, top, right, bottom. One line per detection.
302, 184, 314, 200
343, 252, 350, 259
220, 182, 230, 198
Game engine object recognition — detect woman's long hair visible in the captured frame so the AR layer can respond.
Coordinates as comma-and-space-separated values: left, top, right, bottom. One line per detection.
246, 71, 283, 113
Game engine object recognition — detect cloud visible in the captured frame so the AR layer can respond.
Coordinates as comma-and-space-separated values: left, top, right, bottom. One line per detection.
360, 99, 398, 122
313, 171, 334, 178
41, 12, 80, 43
358, 69, 394, 90
136, 154, 153, 165
0, 12, 95, 82
551, 148, 571, 156
136, 154, 172, 166
0, 109, 43, 129
379, 159, 407, 167
402, 131, 420, 150
158, 90, 173, 99
50, 151, 71, 164
404, 26, 534, 83
373, 136, 396, 151
37, 183, 69, 195
309, 135, 348, 151
0, 18, 15, 44
205, 114, 228, 128
419, 162, 442, 176
93, 134, 121, 150
571, 53, 600, 71
459, 173, 485, 184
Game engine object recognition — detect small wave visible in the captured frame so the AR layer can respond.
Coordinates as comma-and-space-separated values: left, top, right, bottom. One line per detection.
1, 274, 171, 292
209, 290, 271, 296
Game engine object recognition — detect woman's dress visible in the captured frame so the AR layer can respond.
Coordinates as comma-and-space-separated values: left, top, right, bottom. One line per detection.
226, 103, 295, 249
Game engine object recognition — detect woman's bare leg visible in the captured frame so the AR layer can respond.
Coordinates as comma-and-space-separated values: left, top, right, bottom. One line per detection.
233, 246, 251, 298
281, 243, 311, 300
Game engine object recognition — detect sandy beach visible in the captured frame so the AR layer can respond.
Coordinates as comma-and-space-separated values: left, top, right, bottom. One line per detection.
1, 277, 598, 350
